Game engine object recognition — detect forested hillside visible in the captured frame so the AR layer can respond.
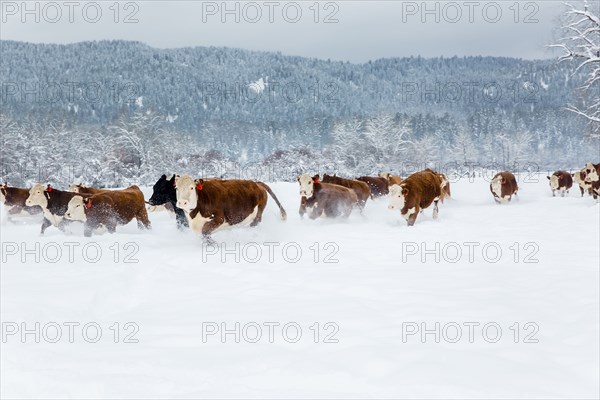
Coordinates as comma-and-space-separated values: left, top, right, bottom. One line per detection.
1, 40, 596, 185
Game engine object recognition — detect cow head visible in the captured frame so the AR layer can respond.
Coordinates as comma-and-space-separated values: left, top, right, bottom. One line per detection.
490, 175, 504, 197
547, 173, 563, 190
65, 195, 90, 221
388, 184, 408, 210
0, 183, 7, 203
68, 183, 84, 193
148, 174, 176, 206
26, 183, 50, 208
584, 163, 599, 183
175, 175, 201, 211
298, 174, 319, 198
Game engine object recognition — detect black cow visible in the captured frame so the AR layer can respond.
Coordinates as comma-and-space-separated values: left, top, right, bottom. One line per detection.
147, 174, 188, 229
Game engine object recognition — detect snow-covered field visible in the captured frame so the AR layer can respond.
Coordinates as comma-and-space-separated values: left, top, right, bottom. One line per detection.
1, 174, 599, 399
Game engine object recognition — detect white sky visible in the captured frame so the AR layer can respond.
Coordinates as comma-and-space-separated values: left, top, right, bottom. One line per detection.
0, 1, 569, 62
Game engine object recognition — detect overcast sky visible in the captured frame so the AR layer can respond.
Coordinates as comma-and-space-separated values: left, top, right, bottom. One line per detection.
0, 1, 569, 62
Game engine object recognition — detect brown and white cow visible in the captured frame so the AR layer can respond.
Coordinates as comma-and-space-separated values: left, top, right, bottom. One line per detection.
547, 171, 573, 197
379, 172, 403, 186
174, 175, 287, 240
26, 183, 80, 233
355, 176, 389, 198
64, 185, 151, 237
0, 183, 43, 217
572, 169, 593, 197
583, 162, 600, 200
424, 168, 451, 203
387, 171, 442, 226
321, 173, 370, 211
298, 174, 358, 219
489, 172, 518, 203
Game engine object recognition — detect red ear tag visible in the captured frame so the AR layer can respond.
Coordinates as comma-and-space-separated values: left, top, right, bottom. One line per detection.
173, 181, 177, 187
501, 179, 506, 184
559, 175, 563, 180
196, 182, 203, 190
314, 178, 319, 184
47, 186, 52, 192
86, 200, 92, 209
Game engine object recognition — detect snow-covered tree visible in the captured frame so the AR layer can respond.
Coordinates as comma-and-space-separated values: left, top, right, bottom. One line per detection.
551, 1, 600, 137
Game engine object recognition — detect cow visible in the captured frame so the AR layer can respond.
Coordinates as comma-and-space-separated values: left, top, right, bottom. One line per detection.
298, 174, 358, 219
174, 175, 287, 241
147, 174, 189, 229
424, 168, 451, 203
68, 183, 108, 195
26, 183, 79, 233
490, 172, 518, 203
387, 171, 442, 226
355, 176, 389, 198
64, 185, 151, 237
547, 171, 573, 197
321, 173, 370, 211
379, 172, 403, 186
583, 162, 600, 200
0, 183, 43, 217
572, 169, 593, 197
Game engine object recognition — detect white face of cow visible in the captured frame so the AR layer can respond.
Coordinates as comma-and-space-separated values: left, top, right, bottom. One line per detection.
584, 163, 599, 182
388, 184, 406, 210
26, 183, 48, 208
490, 176, 503, 197
298, 174, 315, 198
65, 196, 87, 221
68, 184, 80, 193
175, 175, 198, 211
548, 175, 561, 190
0, 185, 6, 204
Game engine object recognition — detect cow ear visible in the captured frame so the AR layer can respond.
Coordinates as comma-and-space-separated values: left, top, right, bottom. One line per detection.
161, 174, 167, 180
85, 198, 92, 209
547, 176, 550, 180
195, 178, 204, 190
296, 176, 300, 182
401, 188, 409, 196
312, 174, 319, 181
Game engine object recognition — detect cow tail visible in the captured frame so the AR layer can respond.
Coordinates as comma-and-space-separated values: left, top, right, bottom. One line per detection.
257, 182, 287, 221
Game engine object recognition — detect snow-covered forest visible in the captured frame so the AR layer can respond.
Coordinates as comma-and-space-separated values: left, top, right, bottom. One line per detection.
0, 40, 598, 186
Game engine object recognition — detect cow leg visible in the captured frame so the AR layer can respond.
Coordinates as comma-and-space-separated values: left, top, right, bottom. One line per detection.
84, 223, 93, 237
136, 207, 151, 230
107, 223, 117, 234
40, 218, 52, 234
202, 214, 224, 239
433, 200, 439, 219
250, 206, 265, 227
561, 190, 565, 198
552, 190, 555, 197
8, 206, 23, 215
406, 212, 418, 226
175, 208, 188, 229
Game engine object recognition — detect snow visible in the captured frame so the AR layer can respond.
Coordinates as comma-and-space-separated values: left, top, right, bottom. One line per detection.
248, 78, 266, 94
1, 174, 599, 398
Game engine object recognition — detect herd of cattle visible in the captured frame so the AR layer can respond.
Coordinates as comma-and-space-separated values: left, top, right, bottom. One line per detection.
1, 162, 598, 241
